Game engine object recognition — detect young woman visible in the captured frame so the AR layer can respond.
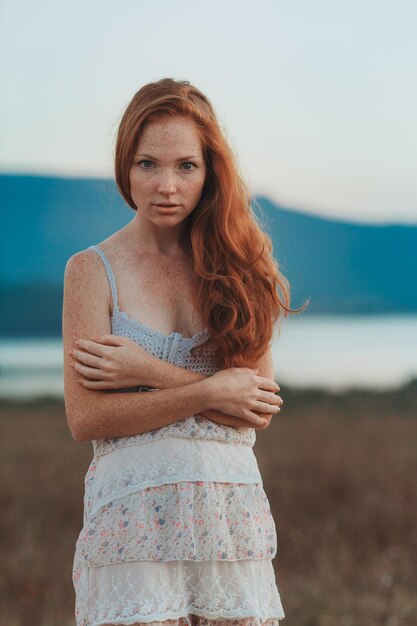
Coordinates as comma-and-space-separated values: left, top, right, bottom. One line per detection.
63, 77, 304, 626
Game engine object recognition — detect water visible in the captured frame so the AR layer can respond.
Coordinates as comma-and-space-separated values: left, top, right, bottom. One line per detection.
1, 315, 416, 400
0, 338, 64, 400
273, 314, 417, 391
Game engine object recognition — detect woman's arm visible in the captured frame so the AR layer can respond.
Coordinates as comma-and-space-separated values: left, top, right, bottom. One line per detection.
131, 346, 278, 431
147, 335, 279, 430
72, 335, 279, 431
63, 251, 216, 442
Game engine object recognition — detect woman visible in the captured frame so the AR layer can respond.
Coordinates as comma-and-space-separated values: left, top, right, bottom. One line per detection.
63, 77, 304, 626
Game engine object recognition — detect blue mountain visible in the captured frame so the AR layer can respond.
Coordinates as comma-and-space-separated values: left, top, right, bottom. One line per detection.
1, 173, 416, 337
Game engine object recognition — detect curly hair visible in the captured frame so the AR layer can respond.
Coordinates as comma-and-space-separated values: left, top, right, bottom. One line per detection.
114, 77, 308, 369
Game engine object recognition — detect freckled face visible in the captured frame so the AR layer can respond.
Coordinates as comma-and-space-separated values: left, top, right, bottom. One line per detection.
129, 115, 207, 225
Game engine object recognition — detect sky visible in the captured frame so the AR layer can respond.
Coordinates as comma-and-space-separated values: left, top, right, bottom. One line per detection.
1, 0, 416, 224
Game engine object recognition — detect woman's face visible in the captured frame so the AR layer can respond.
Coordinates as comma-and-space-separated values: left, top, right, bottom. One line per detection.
129, 115, 207, 226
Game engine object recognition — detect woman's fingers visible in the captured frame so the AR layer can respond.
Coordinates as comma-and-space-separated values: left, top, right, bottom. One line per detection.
256, 376, 280, 392
70, 349, 102, 368
71, 361, 106, 380
244, 411, 271, 426
72, 335, 125, 356
72, 339, 112, 357
257, 389, 283, 406
254, 400, 281, 414
78, 377, 114, 389
90, 334, 124, 346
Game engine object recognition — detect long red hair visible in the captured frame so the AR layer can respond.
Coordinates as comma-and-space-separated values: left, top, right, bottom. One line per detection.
114, 78, 308, 368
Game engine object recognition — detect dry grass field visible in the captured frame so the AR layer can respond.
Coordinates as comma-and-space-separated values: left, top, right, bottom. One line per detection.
1, 380, 416, 626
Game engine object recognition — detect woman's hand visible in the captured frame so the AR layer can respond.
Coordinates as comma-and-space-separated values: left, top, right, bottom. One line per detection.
203, 367, 283, 427
68, 334, 156, 390
201, 408, 274, 431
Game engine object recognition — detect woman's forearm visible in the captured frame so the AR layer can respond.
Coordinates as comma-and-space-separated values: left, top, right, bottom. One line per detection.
137, 356, 263, 430
68, 377, 214, 442
145, 355, 206, 388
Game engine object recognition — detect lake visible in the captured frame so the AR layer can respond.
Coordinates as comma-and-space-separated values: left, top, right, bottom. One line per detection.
1, 314, 416, 400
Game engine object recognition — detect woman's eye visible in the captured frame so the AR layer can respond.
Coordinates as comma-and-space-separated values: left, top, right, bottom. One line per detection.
137, 160, 196, 170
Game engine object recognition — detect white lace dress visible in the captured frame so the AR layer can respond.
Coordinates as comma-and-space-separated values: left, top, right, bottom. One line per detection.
72, 245, 285, 626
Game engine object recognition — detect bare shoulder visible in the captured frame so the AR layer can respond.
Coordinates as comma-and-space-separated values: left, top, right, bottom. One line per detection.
63, 246, 113, 327
64, 247, 109, 292
65, 246, 102, 271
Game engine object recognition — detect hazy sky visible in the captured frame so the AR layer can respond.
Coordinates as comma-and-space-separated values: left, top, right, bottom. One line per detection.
1, 0, 416, 224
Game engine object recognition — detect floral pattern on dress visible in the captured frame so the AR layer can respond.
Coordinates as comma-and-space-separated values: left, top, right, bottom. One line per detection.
84, 437, 263, 523
74, 481, 277, 568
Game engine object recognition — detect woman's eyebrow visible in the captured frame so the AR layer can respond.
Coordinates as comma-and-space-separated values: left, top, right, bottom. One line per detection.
135, 153, 201, 161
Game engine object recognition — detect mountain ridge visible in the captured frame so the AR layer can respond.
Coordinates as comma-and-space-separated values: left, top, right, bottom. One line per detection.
1, 173, 416, 337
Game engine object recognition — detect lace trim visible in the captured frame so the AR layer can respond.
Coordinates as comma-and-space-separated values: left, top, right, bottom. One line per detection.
85, 437, 263, 521
93, 618, 283, 626
93, 418, 256, 459
73, 558, 285, 625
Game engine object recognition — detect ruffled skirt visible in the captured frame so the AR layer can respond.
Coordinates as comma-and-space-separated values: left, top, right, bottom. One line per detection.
72, 437, 285, 625
76, 558, 284, 626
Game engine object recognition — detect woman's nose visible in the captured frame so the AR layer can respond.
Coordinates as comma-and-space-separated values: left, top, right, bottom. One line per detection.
157, 170, 177, 194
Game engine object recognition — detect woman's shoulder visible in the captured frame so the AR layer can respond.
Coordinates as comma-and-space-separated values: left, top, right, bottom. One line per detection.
65, 247, 103, 274
64, 243, 115, 293
63, 249, 113, 321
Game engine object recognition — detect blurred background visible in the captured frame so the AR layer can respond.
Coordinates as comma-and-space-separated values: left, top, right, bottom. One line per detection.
1, 1, 416, 625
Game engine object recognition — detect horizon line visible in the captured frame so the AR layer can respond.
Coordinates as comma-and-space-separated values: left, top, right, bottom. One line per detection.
1, 168, 416, 229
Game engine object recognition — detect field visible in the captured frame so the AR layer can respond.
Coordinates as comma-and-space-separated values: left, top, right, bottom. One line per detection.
1, 380, 416, 626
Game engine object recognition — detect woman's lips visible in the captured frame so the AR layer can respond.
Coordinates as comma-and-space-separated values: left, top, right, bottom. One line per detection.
154, 204, 180, 211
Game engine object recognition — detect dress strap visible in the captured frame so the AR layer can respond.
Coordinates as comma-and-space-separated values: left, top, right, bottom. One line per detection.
88, 245, 119, 314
